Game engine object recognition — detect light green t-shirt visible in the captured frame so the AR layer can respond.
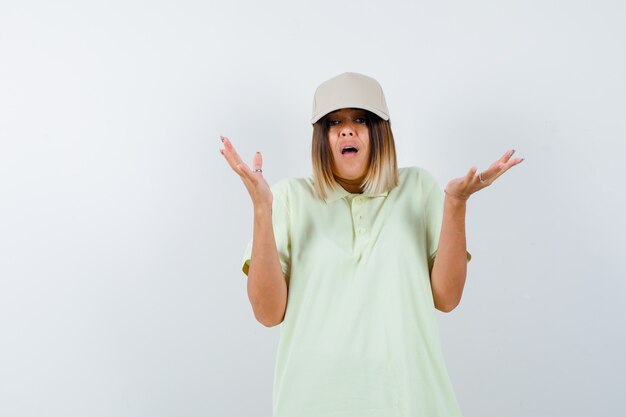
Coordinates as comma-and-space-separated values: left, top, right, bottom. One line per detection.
242, 167, 469, 417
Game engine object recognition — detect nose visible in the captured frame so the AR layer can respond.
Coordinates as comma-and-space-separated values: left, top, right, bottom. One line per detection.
340, 123, 354, 137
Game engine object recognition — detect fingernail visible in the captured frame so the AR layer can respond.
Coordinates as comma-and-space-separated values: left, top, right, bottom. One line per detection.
219, 149, 224, 155
511, 149, 516, 155
256, 151, 262, 156
520, 158, 525, 163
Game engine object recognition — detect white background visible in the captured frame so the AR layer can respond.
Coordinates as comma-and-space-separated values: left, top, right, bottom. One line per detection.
1, 0, 625, 416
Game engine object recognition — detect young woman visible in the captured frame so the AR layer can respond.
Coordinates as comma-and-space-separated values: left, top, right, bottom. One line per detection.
220, 72, 523, 417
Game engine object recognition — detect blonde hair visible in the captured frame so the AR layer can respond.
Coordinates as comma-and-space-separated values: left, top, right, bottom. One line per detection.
311, 110, 398, 199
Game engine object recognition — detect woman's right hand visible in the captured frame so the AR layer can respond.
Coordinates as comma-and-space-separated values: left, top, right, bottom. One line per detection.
220, 136, 273, 209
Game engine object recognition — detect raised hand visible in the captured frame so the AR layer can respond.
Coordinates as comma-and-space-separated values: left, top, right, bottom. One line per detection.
444, 149, 524, 201
220, 136, 273, 208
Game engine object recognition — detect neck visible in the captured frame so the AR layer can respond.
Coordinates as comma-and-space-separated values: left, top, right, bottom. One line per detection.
335, 176, 365, 194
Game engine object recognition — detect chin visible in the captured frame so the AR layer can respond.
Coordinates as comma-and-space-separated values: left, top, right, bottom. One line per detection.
332, 161, 368, 182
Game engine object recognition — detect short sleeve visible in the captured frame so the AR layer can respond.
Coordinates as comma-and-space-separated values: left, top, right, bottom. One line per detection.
241, 181, 291, 281
423, 175, 472, 270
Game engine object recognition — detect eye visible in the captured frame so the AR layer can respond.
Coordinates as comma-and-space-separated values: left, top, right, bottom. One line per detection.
355, 117, 367, 124
327, 119, 340, 126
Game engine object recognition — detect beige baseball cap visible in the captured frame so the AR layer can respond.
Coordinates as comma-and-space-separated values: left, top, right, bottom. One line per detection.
311, 72, 390, 124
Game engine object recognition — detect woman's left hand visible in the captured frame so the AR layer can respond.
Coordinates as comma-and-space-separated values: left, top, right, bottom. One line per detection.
444, 149, 524, 201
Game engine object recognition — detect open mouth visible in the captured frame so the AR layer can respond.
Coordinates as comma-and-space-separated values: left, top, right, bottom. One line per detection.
341, 146, 358, 155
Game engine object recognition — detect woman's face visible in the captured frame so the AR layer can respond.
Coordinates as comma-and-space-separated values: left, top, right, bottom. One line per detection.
326, 108, 371, 187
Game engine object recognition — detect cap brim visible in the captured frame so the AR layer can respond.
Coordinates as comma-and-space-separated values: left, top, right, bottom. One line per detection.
311, 104, 390, 124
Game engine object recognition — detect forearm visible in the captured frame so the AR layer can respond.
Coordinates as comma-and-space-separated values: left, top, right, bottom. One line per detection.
247, 204, 288, 327
430, 195, 468, 312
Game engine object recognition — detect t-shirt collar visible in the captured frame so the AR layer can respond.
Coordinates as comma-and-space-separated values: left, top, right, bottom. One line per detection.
324, 185, 389, 203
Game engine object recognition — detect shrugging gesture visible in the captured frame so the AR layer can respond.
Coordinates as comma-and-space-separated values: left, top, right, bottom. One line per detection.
444, 149, 524, 201
431, 148, 524, 312
219, 135, 287, 327
220, 136, 273, 209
